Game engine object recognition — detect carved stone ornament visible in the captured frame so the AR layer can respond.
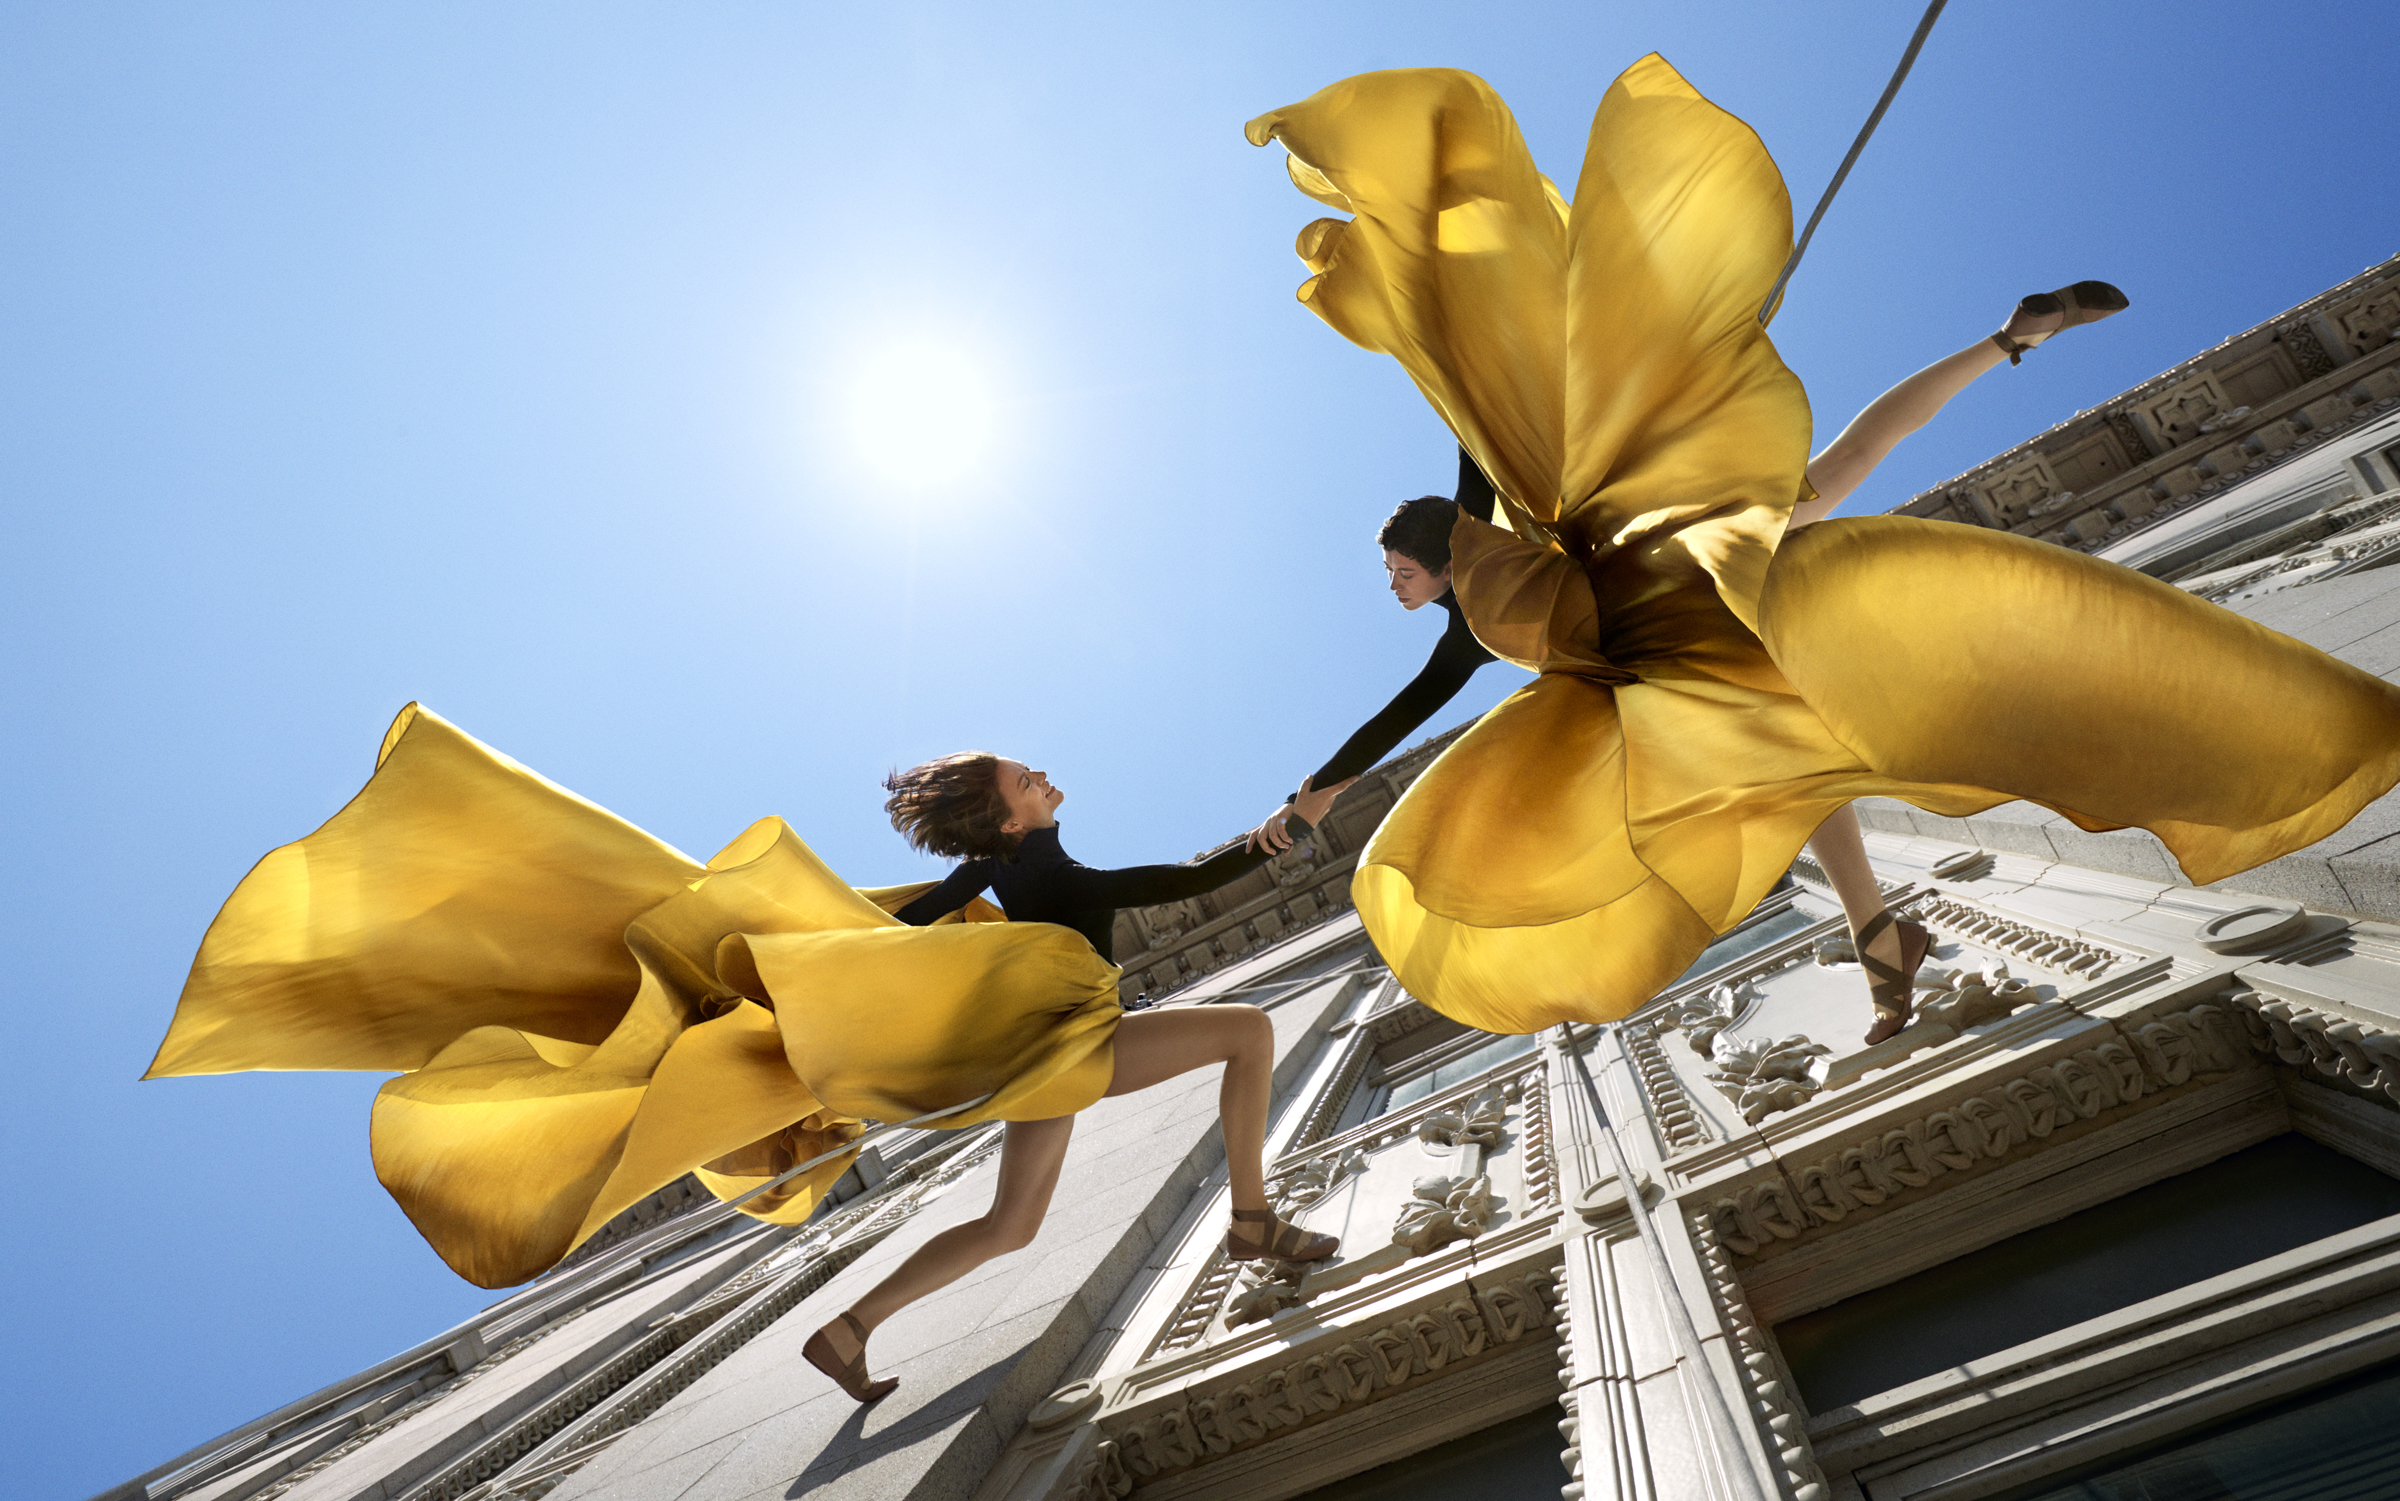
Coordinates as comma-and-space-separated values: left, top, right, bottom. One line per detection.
1279, 1146, 1365, 1208
1071, 1271, 1563, 1498
2230, 989, 2400, 1104
1573, 1168, 1658, 1225
1391, 1173, 1501, 1256
1029, 1380, 1104, 1431
1910, 957, 2037, 1032
1224, 1260, 1310, 1329
1704, 1002, 2250, 1257
1704, 1032, 1832, 1125
2198, 903, 2308, 955
1417, 1084, 1508, 1151
1907, 893, 2127, 978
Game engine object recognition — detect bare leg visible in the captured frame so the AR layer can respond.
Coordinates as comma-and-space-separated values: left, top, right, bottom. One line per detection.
813, 1114, 1075, 1377
810, 1006, 1285, 1384
1101, 1006, 1276, 1212
1794, 338, 2008, 526
1807, 805, 1923, 1042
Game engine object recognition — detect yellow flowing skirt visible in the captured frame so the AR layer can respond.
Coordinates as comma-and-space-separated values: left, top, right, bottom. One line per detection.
145, 705, 1122, 1287
1247, 57, 2400, 1034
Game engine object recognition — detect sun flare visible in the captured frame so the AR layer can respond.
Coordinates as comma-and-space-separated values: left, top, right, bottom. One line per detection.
847, 341, 998, 486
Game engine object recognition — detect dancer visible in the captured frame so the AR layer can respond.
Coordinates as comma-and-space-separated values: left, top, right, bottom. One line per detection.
1244, 58, 2400, 1038
144, 708, 1343, 1409
1259, 283, 2128, 1043
803, 754, 1346, 1402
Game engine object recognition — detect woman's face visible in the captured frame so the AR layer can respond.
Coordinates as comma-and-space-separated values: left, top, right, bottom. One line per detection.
1384, 549, 1452, 610
993, 757, 1064, 833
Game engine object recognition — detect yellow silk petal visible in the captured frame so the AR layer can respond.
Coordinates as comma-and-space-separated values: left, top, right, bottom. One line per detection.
150, 704, 702, 1077
1263, 58, 2400, 1033
160, 710, 1122, 1286
1761, 517, 2400, 884
1247, 68, 1566, 533
734, 923, 1121, 1128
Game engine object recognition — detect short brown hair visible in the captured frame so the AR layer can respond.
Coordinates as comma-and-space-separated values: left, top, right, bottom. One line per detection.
1378, 494, 1457, 573
884, 752, 1020, 860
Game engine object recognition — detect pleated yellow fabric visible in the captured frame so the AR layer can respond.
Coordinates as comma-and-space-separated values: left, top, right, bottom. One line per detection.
1250, 58, 2400, 1034
149, 706, 1122, 1287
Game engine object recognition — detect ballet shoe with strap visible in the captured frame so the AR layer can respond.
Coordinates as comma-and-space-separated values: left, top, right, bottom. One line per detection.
1991, 280, 2130, 365
1857, 909, 1931, 1047
803, 1311, 898, 1404
1227, 1206, 1341, 1263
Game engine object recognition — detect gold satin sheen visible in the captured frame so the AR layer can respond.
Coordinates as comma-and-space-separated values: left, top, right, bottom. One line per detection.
1249, 57, 2400, 1035
148, 705, 1122, 1287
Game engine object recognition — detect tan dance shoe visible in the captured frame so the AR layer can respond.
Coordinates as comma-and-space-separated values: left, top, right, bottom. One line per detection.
1227, 1207, 1341, 1263
803, 1311, 899, 1404
1857, 909, 1931, 1046
1992, 280, 2130, 364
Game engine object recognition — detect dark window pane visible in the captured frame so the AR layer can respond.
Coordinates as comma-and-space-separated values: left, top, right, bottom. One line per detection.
1671, 905, 1817, 988
1382, 1032, 1538, 1114
1285, 1406, 1570, 1501
1775, 1135, 2400, 1412
1991, 1357, 2400, 1500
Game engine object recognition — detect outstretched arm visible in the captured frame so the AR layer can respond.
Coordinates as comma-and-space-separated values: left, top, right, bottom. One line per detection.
1306, 627, 1488, 791
892, 861, 995, 926
1794, 338, 2008, 526
1059, 840, 1279, 910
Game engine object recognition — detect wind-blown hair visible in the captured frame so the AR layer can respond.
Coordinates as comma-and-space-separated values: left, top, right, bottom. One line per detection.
1378, 494, 1458, 573
884, 751, 1020, 860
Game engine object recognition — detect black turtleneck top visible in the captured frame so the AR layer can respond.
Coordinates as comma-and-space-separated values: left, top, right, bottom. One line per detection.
1305, 448, 1502, 790
891, 824, 1271, 964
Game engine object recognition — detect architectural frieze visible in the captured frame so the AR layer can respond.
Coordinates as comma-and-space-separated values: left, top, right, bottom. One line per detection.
1692, 1215, 1830, 1501
1066, 1269, 1564, 1499
2229, 987, 2400, 1107
1705, 1002, 2253, 1259
1894, 253, 2400, 552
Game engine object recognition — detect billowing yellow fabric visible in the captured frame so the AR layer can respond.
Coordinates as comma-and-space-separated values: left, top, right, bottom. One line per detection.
1252, 58, 2400, 1033
149, 705, 1121, 1287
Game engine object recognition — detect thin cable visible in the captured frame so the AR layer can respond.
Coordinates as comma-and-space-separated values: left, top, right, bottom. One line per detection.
1758, 0, 1949, 326
1556, 1025, 1773, 1501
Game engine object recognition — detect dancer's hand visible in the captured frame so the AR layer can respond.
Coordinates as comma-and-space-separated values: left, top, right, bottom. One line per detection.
1292, 776, 1356, 829
1250, 776, 1358, 852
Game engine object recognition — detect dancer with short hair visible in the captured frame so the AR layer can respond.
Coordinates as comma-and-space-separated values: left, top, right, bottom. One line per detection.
1260, 280, 2128, 1044
1244, 57, 2400, 1038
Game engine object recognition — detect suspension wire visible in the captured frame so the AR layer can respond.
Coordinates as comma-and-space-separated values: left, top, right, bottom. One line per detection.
1758, 0, 1950, 327
1555, 1024, 1774, 1501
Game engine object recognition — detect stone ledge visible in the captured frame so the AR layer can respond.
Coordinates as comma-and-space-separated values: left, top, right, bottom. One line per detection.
1853, 797, 2400, 924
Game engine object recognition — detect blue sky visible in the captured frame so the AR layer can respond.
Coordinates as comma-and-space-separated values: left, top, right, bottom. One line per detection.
6, 3, 2396, 1495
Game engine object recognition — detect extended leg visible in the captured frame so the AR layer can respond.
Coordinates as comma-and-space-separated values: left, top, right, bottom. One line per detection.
1792, 281, 2127, 527
1807, 805, 1927, 1045
1103, 1005, 1337, 1261
1794, 339, 2006, 525
1103, 1005, 1277, 1210
807, 1114, 1076, 1397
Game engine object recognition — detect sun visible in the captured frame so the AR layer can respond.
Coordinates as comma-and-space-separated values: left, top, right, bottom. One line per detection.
846, 340, 998, 486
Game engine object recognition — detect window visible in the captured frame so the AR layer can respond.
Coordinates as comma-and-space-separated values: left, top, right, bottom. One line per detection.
1991, 1356, 2400, 1501
1773, 1134, 2400, 1411
1284, 1406, 1570, 1501
1380, 1031, 1537, 1115
1669, 901, 1818, 989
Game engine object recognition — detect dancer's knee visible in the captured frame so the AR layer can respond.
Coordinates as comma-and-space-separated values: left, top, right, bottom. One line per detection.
1227, 1003, 1273, 1054
980, 1208, 1044, 1254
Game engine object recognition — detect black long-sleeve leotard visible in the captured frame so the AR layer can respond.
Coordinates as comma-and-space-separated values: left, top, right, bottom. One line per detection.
1305, 448, 1501, 791
891, 824, 1269, 964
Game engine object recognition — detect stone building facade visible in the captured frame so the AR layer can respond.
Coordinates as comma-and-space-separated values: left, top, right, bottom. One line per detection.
98, 266, 2400, 1501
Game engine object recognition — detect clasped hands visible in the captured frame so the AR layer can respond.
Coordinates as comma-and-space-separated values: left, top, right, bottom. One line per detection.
1246, 775, 1359, 854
